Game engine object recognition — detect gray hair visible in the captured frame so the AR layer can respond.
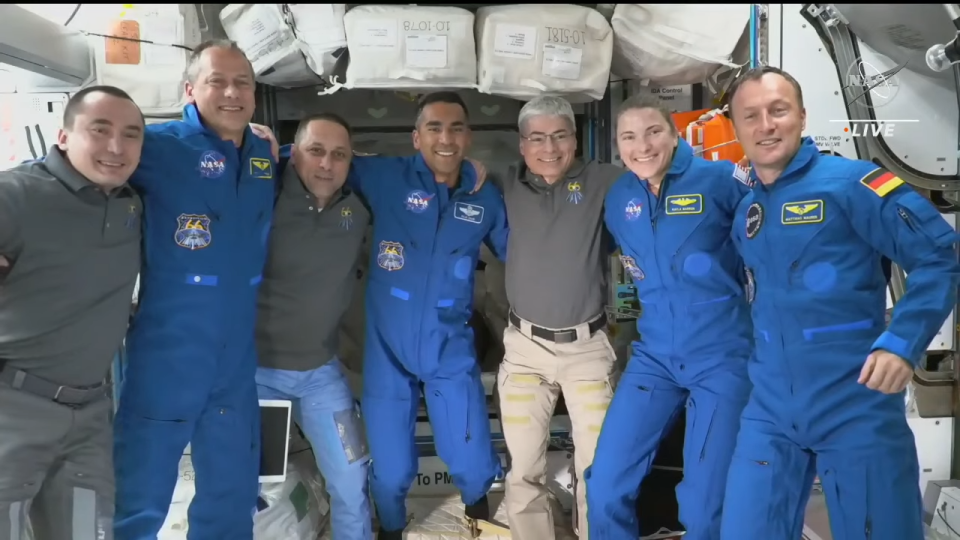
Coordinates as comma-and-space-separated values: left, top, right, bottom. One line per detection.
617, 95, 677, 134
518, 96, 576, 134
184, 39, 255, 84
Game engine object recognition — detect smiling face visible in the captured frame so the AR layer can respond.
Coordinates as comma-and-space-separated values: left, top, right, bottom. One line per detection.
184, 45, 256, 145
729, 71, 806, 176
519, 114, 577, 183
412, 101, 471, 179
616, 107, 678, 184
292, 119, 352, 203
58, 91, 144, 190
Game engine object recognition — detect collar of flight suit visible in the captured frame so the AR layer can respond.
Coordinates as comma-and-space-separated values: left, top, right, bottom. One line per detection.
43, 146, 135, 197
667, 137, 695, 178
748, 136, 820, 189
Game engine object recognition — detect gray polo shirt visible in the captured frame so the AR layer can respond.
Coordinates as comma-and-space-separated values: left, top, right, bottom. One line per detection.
494, 160, 623, 329
0, 147, 142, 387
256, 164, 370, 372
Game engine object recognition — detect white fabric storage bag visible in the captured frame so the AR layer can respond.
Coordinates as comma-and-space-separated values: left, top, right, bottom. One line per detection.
19, 4, 201, 117
341, 5, 477, 90
475, 4, 613, 103
220, 4, 347, 89
611, 4, 750, 86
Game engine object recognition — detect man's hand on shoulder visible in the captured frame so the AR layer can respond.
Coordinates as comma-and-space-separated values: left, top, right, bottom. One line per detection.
250, 123, 279, 162
858, 349, 913, 394
467, 157, 487, 194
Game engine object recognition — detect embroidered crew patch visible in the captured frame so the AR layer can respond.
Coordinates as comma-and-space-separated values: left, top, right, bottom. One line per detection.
174, 214, 212, 250
377, 241, 404, 271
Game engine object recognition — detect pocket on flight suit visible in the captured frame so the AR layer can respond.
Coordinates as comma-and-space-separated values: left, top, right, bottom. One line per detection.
426, 381, 471, 455
804, 319, 879, 345
819, 465, 872, 539
684, 396, 717, 464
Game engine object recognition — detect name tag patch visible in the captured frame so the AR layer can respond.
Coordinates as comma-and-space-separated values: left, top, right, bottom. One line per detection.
249, 157, 273, 179
781, 200, 824, 225
665, 194, 703, 215
454, 202, 484, 224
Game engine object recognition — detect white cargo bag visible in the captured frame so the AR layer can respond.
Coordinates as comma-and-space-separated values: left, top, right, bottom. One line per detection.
159, 450, 329, 539
475, 4, 613, 103
19, 4, 202, 117
611, 4, 751, 86
340, 5, 477, 90
220, 4, 347, 88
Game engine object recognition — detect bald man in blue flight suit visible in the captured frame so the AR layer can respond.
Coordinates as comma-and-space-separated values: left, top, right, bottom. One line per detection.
719, 66, 960, 540
349, 92, 508, 539
585, 97, 754, 540
113, 40, 276, 539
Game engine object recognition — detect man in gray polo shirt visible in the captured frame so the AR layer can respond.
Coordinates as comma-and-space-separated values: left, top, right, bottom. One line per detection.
254, 112, 372, 540
491, 96, 622, 539
0, 85, 144, 539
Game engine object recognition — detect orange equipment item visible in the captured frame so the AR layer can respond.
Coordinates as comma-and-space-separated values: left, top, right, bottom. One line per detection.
671, 108, 747, 166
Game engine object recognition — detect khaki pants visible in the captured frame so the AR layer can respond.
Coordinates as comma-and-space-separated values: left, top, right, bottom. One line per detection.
497, 313, 617, 540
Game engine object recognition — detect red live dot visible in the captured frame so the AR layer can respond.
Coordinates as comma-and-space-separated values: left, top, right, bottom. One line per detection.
843, 127, 849, 132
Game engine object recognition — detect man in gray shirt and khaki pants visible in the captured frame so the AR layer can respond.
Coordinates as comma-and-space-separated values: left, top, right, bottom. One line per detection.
0, 86, 144, 539
493, 96, 623, 539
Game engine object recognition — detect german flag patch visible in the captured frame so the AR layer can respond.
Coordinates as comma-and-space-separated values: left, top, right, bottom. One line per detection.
859, 169, 904, 197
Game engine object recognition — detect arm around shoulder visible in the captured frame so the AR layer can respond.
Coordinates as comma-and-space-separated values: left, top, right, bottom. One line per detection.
842, 164, 960, 365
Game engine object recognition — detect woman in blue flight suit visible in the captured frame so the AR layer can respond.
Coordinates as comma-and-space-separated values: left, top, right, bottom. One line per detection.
584, 98, 755, 540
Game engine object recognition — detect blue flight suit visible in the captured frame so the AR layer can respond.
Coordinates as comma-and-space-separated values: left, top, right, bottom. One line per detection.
720, 138, 960, 540
585, 139, 754, 540
114, 104, 276, 539
350, 154, 509, 532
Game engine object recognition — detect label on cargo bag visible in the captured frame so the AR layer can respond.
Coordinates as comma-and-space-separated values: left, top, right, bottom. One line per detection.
541, 44, 582, 80
405, 35, 448, 69
493, 24, 537, 59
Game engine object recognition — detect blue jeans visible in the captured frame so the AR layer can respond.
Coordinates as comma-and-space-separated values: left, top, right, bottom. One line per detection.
256, 360, 372, 540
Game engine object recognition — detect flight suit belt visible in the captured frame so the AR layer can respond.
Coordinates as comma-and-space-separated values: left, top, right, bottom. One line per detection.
0, 363, 109, 406
509, 311, 607, 345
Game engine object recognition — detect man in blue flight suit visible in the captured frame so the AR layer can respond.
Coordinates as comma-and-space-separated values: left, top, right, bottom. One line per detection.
719, 66, 960, 540
351, 92, 508, 539
113, 40, 277, 539
585, 97, 754, 540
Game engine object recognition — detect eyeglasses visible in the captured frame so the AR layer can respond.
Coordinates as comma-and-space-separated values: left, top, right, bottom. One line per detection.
521, 132, 573, 145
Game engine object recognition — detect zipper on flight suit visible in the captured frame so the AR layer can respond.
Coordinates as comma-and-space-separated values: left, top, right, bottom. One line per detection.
757, 189, 796, 399
445, 187, 472, 444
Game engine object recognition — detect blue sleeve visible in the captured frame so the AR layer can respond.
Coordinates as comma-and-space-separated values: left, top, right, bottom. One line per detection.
483, 189, 509, 262
348, 155, 407, 200
843, 165, 960, 366
129, 129, 167, 193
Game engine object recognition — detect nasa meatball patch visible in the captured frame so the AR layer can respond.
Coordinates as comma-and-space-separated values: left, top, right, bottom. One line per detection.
745, 202, 764, 239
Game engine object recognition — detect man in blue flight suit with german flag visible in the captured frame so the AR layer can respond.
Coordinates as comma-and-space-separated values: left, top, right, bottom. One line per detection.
113, 40, 277, 539
349, 92, 509, 538
719, 66, 960, 540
